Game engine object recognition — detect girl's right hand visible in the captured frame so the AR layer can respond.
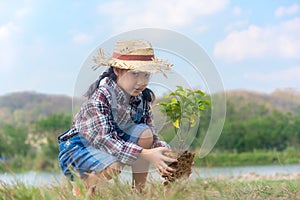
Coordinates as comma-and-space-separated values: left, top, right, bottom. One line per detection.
139, 147, 177, 175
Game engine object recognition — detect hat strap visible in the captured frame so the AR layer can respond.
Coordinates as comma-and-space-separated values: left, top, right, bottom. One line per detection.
112, 52, 154, 61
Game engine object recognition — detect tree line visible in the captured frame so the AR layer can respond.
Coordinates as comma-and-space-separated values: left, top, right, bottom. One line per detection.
0, 97, 299, 171
0, 114, 72, 171
211, 102, 300, 152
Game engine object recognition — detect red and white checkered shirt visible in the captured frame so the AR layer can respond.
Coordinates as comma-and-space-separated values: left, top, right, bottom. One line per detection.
71, 77, 168, 165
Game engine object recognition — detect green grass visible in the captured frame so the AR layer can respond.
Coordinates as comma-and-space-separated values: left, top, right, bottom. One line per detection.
1, 176, 299, 200
194, 147, 300, 167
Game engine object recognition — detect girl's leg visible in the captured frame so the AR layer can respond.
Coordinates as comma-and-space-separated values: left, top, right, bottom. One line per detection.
131, 128, 153, 192
84, 161, 124, 191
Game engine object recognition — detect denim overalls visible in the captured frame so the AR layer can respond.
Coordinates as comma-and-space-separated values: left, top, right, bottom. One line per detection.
57, 84, 148, 180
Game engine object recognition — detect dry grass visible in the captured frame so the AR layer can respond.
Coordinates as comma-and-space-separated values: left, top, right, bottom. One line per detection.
1, 175, 299, 200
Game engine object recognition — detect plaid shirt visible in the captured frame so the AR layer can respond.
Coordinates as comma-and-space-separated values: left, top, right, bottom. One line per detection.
71, 77, 167, 165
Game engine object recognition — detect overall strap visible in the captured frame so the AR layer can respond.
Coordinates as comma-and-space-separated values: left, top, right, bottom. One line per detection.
100, 84, 131, 140
101, 84, 118, 118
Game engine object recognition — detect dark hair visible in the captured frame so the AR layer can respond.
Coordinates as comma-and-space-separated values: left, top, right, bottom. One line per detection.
142, 88, 155, 103
84, 66, 155, 103
84, 67, 117, 98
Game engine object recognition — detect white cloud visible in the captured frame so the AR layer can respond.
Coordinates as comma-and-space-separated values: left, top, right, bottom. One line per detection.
244, 67, 300, 82
224, 6, 248, 32
0, 22, 19, 38
225, 19, 248, 32
0, 1, 32, 19
275, 3, 300, 17
98, 0, 229, 31
0, 2, 32, 71
214, 17, 300, 61
233, 6, 242, 16
15, 4, 32, 18
0, 22, 21, 70
72, 33, 93, 44
196, 24, 209, 33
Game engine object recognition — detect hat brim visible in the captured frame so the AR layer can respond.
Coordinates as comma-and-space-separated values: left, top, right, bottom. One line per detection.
109, 58, 172, 73
92, 49, 173, 75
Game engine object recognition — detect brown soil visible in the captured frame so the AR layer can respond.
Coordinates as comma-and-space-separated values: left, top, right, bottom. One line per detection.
162, 150, 195, 185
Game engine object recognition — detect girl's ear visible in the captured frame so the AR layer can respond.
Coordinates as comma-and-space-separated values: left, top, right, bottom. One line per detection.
113, 67, 121, 77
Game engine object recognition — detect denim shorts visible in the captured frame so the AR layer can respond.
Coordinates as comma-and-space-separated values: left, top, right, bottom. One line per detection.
57, 124, 149, 180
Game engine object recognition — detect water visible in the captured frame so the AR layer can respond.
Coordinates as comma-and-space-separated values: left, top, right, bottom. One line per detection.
194, 164, 300, 178
0, 171, 63, 187
1, 164, 299, 186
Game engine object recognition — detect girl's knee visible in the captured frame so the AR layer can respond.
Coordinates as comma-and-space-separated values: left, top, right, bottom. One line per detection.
138, 129, 153, 149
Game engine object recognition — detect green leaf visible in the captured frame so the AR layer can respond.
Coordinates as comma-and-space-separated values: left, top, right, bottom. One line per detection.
156, 86, 211, 148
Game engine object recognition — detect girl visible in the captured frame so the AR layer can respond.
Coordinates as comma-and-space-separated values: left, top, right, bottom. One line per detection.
57, 40, 176, 194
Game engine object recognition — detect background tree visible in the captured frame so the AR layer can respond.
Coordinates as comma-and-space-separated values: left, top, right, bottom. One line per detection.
34, 113, 72, 170
0, 125, 30, 158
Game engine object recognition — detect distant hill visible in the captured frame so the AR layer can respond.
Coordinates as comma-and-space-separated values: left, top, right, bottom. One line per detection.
0, 88, 299, 126
0, 91, 77, 125
226, 88, 300, 114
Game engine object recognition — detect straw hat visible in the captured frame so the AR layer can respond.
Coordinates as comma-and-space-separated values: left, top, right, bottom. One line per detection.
92, 40, 173, 76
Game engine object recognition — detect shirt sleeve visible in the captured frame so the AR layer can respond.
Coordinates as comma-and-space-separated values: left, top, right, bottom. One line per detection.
74, 89, 143, 165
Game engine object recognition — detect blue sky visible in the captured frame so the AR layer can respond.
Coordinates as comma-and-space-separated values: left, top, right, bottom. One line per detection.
1, 0, 300, 96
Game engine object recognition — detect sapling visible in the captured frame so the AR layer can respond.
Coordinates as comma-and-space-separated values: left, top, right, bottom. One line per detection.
157, 86, 211, 183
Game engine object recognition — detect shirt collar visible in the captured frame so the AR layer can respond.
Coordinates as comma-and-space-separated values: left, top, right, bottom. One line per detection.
101, 77, 145, 104
100, 77, 143, 105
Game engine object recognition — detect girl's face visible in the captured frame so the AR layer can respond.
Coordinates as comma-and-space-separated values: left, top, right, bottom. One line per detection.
114, 68, 151, 96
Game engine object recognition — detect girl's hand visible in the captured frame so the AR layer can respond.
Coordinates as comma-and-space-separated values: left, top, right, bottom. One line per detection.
139, 147, 177, 175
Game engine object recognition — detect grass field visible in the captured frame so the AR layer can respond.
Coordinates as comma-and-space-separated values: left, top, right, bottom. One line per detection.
1, 175, 299, 200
